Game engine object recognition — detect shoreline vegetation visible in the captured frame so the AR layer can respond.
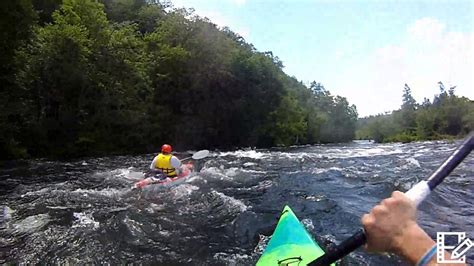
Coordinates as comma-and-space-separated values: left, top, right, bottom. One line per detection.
356, 83, 473, 143
1, 0, 472, 160
1, 0, 358, 160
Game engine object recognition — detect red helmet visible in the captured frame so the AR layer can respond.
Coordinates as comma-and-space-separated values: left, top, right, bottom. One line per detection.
161, 144, 172, 153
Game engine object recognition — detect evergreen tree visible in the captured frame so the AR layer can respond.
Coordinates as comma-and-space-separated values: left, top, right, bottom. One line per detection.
357, 83, 473, 142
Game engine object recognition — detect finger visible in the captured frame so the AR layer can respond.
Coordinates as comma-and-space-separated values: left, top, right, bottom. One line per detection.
392, 191, 405, 199
372, 205, 388, 216
382, 197, 397, 207
361, 213, 374, 228
381, 198, 391, 206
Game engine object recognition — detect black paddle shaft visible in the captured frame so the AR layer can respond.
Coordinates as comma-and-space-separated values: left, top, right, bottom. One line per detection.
308, 133, 474, 266
426, 134, 474, 189
308, 229, 366, 266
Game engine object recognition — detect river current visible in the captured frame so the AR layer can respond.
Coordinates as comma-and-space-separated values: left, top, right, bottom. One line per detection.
1, 140, 473, 265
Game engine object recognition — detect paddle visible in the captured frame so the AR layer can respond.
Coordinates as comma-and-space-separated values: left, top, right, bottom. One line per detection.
179, 149, 210, 162
309, 133, 474, 266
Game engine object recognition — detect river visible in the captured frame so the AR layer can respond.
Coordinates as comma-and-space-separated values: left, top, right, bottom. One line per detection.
1, 140, 473, 265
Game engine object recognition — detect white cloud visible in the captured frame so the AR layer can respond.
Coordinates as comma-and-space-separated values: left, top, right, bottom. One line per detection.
341, 17, 473, 116
170, 0, 250, 39
196, 10, 250, 38
407, 17, 445, 42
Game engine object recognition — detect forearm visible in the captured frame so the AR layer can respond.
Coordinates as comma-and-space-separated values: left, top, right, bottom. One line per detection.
150, 156, 158, 170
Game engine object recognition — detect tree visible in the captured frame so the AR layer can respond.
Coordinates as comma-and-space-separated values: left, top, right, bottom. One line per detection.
398, 83, 417, 132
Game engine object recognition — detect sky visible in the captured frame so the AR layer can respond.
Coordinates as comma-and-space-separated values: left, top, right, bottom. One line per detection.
170, 0, 473, 116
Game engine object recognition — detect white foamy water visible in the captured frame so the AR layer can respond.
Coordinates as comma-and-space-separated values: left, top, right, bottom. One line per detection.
406, 157, 421, 167
322, 147, 404, 159
121, 216, 144, 236
72, 212, 99, 229
212, 190, 248, 213
310, 166, 343, 175
46, 206, 70, 210
223, 167, 239, 177
218, 150, 269, 159
114, 168, 145, 180
240, 169, 266, 174
254, 234, 270, 254
144, 203, 165, 214
21, 187, 51, 197
71, 188, 129, 198
213, 252, 252, 265
200, 166, 234, 180
170, 184, 200, 198
200, 165, 266, 180
2, 206, 14, 221
268, 145, 405, 161
12, 214, 51, 234
301, 218, 315, 231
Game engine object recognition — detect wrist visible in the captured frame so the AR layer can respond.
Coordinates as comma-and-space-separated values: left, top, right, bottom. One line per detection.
393, 223, 436, 264
392, 221, 419, 253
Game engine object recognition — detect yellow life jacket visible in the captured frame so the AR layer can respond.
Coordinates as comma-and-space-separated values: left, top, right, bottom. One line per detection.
155, 153, 177, 176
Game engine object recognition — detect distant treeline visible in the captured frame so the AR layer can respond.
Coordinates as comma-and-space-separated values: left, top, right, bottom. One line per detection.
1, 0, 358, 159
356, 83, 474, 143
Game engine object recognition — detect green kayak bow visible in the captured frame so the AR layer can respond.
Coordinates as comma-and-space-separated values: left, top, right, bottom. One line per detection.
257, 206, 334, 266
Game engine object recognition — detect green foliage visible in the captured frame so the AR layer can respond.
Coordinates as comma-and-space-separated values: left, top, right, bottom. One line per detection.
266, 94, 307, 146
101, 0, 147, 23
1, 0, 358, 159
319, 96, 358, 142
385, 133, 419, 143
0, 0, 37, 160
357, 83, 474, 143
398, 84, 417, 132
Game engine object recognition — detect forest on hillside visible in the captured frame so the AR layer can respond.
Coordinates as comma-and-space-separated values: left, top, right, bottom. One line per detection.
1, 0, 358, 159
356, 82, 474, 143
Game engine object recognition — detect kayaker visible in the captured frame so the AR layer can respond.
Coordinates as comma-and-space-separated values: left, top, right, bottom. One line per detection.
149, 144, 181, 179
362, 191, 465, 266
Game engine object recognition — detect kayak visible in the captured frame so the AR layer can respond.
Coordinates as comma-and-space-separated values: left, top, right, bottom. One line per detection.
133, 162, 194, 191
257, 205, 334, 266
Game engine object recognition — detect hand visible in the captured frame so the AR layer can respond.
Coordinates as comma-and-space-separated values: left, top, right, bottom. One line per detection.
362, 191, 465, 265
145, 169, 162, 177
362, 191, 418, 254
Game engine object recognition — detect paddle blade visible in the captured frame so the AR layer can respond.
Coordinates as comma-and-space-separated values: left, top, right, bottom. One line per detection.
171, 156, 181, 168
192, 150, 210, 160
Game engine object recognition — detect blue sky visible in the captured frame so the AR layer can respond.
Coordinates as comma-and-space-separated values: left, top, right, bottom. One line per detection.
171, 0, 473, 116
